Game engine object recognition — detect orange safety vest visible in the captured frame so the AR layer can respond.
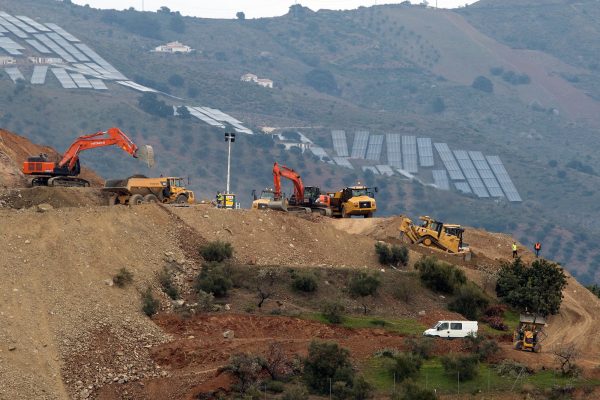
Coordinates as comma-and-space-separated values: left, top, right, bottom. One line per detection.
534, 243, 541, 250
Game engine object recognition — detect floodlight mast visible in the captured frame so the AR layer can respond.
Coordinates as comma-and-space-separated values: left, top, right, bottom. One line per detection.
225, 132, 235, 194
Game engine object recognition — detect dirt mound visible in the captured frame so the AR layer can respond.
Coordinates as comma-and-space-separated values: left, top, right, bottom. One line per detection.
0, 129, 104, 188
0, 186, 108, 209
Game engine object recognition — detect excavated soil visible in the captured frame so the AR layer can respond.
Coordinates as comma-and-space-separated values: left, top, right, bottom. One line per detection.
0, 186, 108, 209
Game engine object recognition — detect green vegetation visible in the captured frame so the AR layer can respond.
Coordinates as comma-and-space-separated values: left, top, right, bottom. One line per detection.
349, 272, 382, 314
447, 284, 489, 320
496, 258, 567, 316
195, 263, 233, 297
305, 314, 425, 336
199, 241, 234, 262
303, 341, 354, 394
291, 272, 318, 293
587, 284, 600, 298
141, 286, 159, 316
415, 257, 466, 294
374, 242, 409, 268
472, 76, 493, 93
158, 267, 179, 300
138, 93, 173, 118
389, 352, 423, 382
321, 301, 345, 324
112, 267, 133, 288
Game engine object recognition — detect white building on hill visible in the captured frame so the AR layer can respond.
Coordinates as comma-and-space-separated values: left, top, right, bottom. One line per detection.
0, 57, 17, 65
29, 57, 64, 64
241, 73, 273, 89
153, 41, 193, 54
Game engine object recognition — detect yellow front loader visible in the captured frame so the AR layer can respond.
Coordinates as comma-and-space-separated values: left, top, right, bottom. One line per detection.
399, 216, 469, 254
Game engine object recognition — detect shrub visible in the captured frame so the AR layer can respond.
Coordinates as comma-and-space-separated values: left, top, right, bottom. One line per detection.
349, 272, 381, 314
390, 353, 422, 382
292, 272, 318, 293
351, 375, 373, 400
266, 380, 285, 393
404, 337, 434, 360
495, 360, 532, 378
322, 301, 345, 324
282, 385, 309, 400
158, 267, 179, 300
199, 240, 233, 262
440, 354, 478, 381
496, 258, 567, 316
225, 353, 265, 393
587, 284, 600, 298
484, 304, 507, 317
416, 257, 466, 294
375, 242, 409, 267
393, 280, 414, 302
304, 68, 339, 95
472, 76, 493, 93
303, 341, 354, 394
113, 267, 133, 287
463, 336, 499, 362
195, 263, 233, 297
196, 290, 214, 311
448, 284, 489, 320
141, 286, 159, 316
392, 380, 437, 400
484, 316, 508, 331
168, 73, 184, 87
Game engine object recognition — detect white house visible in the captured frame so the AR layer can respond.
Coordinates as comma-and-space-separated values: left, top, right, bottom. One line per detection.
0, 57, 17, 65
240, 73, 273, 89
153, 41, 193, 54
28, 57, 63, 64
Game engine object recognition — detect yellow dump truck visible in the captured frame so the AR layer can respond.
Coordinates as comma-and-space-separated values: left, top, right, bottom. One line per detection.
399, 216, 469, 254
327, 184, 377, 218
104, 176, 195, 205
251, 189, 276, 210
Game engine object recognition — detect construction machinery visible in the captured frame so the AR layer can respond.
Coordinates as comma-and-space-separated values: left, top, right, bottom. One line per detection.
267, 162, 331, 215
103, 176, 195, 205
22, 127, 154, 187
251, 189, 276, 210
514, 314, 546, 353
321, 183, 377, 218
399, 216, 469, 254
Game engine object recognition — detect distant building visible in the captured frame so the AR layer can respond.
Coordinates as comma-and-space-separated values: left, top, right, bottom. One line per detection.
28, 57, 63, 64
241, 73, 273, 89
153, 41, 193, 54
0, 57, 17, 65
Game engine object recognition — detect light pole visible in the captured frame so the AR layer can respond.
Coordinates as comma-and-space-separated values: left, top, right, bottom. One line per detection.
225, 132, 235, 194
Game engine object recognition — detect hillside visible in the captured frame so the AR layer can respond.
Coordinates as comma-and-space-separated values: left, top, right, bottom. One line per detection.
1, 0, 600, 285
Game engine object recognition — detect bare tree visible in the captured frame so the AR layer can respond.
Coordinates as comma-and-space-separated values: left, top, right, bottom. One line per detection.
256, 269, 276, 308
264, 342, 293, 380
553, 343, 581, 377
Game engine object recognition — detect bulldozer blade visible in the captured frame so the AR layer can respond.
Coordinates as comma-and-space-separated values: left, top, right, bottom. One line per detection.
137, 145, 155, 168
267, 200, 288, 212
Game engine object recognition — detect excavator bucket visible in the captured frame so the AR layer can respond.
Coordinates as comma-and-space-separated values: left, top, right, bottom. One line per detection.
136, 145, 155, 168
268, 200, 288, 212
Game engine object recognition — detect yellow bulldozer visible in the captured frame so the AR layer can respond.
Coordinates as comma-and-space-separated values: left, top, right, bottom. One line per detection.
514, 314, 546, 353
104, 175, 195, 205
399, 216, 469, 254
325, 184, 377, 218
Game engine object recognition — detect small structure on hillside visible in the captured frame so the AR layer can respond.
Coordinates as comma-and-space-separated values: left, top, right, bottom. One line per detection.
0, 57, 17, 65
241, 73, 273, 88
28, 57, 64, 65
153, 41, 194, 54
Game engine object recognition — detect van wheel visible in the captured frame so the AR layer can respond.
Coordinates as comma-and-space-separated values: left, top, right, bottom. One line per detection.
144, 194, 159, 204
129, 194, 144, 205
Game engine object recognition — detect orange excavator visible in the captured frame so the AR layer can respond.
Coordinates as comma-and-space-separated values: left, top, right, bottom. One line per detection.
22, 127, 154, 187
268, 162, 331, 215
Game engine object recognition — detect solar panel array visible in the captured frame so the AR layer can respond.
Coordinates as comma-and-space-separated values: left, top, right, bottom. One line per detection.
402, 136, 418, 173
116, 80, 156, 92
434, 143, 465, 180
45, 23, 80, 42
486, 156, 522, 202
0, 12, 36, 34
469, 151, 504, 197
16, 15, 51, 32
0, 36, 24, 55
31, 66, 48, 84
51, 67, 77, 88
455, 182, 472, 194
88, 78, 108, 90
333, 157, 354, 169
0, 16, 28, 38
454, 150, 489, 198
432, 170, 450, 190
70, 73, 92, 89
34, 34, 76, 62
5, 67, 24, 82
332, 130, 349, 157
376, 165, 395, 176
26, 38, 51, 54
366, 135, 384, 161
417, 137, 434, 167
362, 166, 379, 175
186, 107, 226, 128
74, 43, 127, 80
386, 133, 402, 168
47, 32, 89, 61
351, 130, 369, 159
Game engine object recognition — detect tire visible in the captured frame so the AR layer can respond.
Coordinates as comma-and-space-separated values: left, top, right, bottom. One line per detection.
364, 212, 373, 218
533, 344, 541, 353
144, 194, 159, 204
108, 194, 119, 206
423, 237, 433, 246
175, 195, 188, 204
515, 341, 523, 351
129, 194, 144, 205
342, 206, 350, 218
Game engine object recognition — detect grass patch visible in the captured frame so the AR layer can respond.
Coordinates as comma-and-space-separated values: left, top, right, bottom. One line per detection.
363, 357, 600, 394
302, 313, 425, 336
480, 309, 520, 337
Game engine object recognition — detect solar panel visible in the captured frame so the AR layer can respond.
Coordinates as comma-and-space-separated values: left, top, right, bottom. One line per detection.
331, 130, 349, 157
51, 68, 77, 88
187, 107, 226, 128
16, 16, 51, 32
0, 36, 23, 55
70, 73, 93, 88
351, 130, 369, 159
417, 137, 434, 167
468, 151, 504, 197
486, 156, 522, 202
5, 67, 24, 82
88, 79, 108, 90
0, 12, 37, 33
386, 134, 402, 168
310, 146, 332, 163
434, 143, 465, 180
454, 150, 489, 198
116, 80, 157, 92
34, 34, 77, 63
366, 135, 384, 161
31, 66, 48, 84
201, 107, 243, 125
455, 182, 472, 194
362, 166, 379, 175
47, 32, 89, 61
402, 136, 418, 173
68, 63, 102, 77
74, 43, 127, 80
0, 16, 28, 38
333, 157, 354, 169
376, 165, 395, 176
25, 39, 51, 53
432, 170, 450, 190
44, 23, 80, 42
0, 24, 7, 33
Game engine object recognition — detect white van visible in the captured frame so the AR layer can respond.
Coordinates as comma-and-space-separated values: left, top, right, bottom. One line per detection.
423, 320, 478, 339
